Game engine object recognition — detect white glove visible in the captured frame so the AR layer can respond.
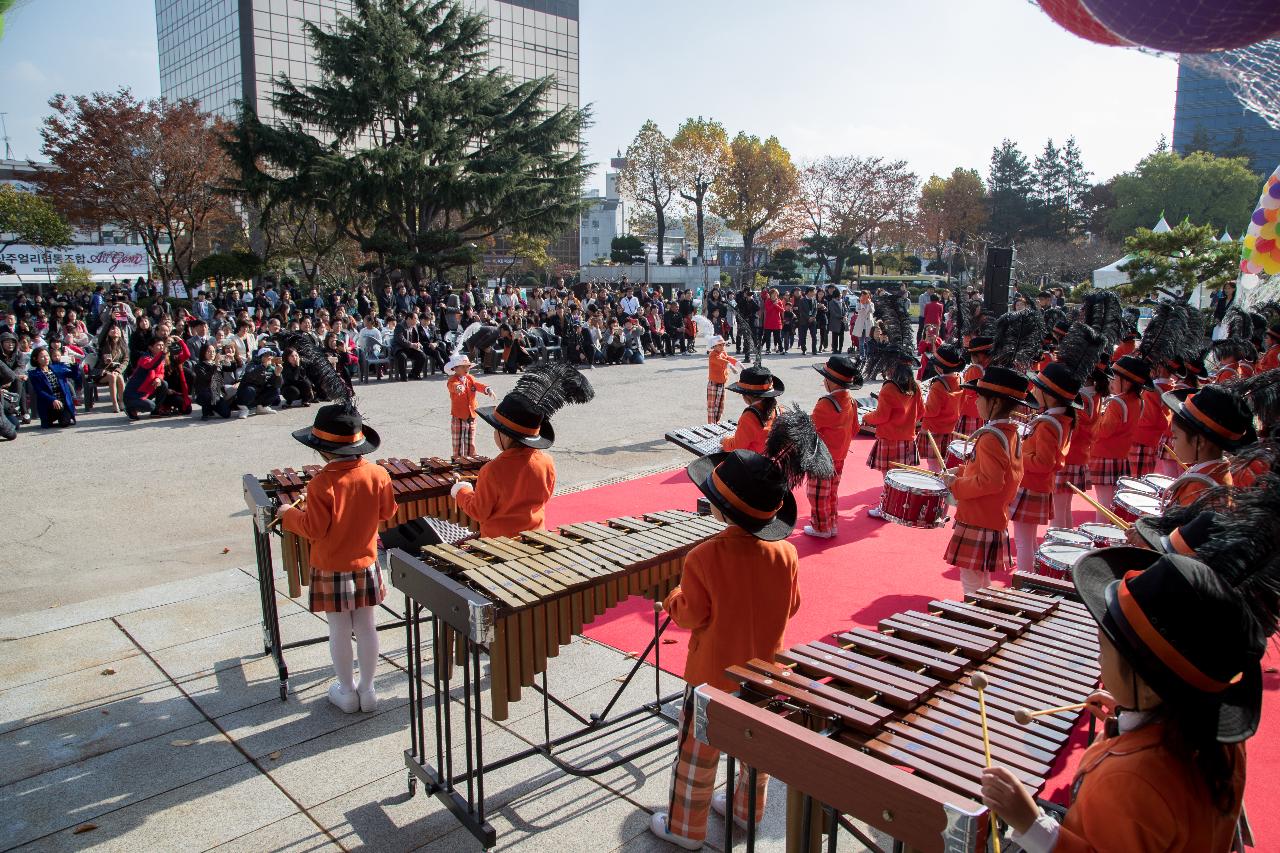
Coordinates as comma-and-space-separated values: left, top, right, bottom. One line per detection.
450, 481, 472, 499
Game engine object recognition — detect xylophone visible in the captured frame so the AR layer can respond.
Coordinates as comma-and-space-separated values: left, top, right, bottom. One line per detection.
693, 585, 1099, 853
241, 455, 488, 700
665, 421, 738, 457
389, 508, 725, 847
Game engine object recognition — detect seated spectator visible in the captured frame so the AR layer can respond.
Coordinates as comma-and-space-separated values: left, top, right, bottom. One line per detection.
27, 346, 77, 428
392, 311, 430, 381
323, 331, 357, 391
280, 347, 315, 408
604, 320, 626, 365
193, 342, 238, 419
496, 323, 532, 373
621, 317, 645, 364
94, 324, 130, 413
234, 348, 283, 418
156, 334, 192, 416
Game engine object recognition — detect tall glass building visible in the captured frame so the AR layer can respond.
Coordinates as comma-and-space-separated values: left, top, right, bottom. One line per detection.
156, 0, 581, 264
1172, 52, 1280, 176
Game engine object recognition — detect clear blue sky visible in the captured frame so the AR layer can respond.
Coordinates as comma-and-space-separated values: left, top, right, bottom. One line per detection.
0, 0, 1178, 191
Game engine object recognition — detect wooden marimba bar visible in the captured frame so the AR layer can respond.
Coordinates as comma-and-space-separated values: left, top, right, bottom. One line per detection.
694, 585, 1100, 853
664, 420, 737, 457
387, 508, 726, 849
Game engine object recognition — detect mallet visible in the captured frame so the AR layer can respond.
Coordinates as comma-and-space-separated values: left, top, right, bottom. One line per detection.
970, 672, 1002, 853
1013, 702, 1087, 725
1163, 443, 1190, 471
268, 494, 305, 530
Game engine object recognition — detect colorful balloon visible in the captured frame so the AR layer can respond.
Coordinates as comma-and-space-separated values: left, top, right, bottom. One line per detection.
1079, 0, 1280, 52
1240, 163, 1280, 283
1035, 0, 1129, 45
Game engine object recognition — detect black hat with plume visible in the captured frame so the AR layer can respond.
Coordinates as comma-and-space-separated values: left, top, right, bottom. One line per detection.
687, 405, 834, 540
1162, 385, 1256, 451
989, 309, 1046, 372
1083, 290, 1124, 350
478, 363, 594, 449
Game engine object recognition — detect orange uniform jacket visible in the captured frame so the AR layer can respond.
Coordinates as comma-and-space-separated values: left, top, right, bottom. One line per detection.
454, 445, 556, 537
721, 404, 775, 454
920, 373, 963, 436
1132, 385, 1171, 449
959, 364, 983, 420
1232, 456, 1269, 489
1212, 363, 1239, 385
1064, 392, 1099, 466
279, 457, 397, 574
951, 422, 1023, 531
1055, 721, 1245, 853
1091, 392, 1141, 460
448, 372, 489, 420
707, 350, 738, 384
1110, 339, 1137, 363
811, 389, 857, 472
1260, 344, 1280, 372
1165, 460, 1233, 507
663, 525, 800, 692
861, 382, 921, 441
1020, 409, 1071, 494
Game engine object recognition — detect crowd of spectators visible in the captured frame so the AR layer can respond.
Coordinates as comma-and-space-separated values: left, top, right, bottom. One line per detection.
0, 273, 1012, 440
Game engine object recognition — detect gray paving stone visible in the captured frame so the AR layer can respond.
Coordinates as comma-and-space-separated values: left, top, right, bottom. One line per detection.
0, 720, 246, 849
309, 769, 477, 852
14, 763, 296, 853
0, 620, 138, 690
147, 609, 324, 682
208, 812, 341, 853
0, 651, 172, 736
115, 585, 308, 652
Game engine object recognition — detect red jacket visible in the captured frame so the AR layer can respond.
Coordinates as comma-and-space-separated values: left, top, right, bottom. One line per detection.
707, 349, 738, 384
1064, 391, 1099, 465
1020, 409, 1072, 493
920, 373, 962, 436
279, 457, 397, 574
721, 403, 775, 454
951, 421, 1023, 531
862, 382, 921, 441
1165, 460, 1233, 507
1259, 344, 1280, 372
1091, 392, 1141, 460
762, 297, 784, 331
959, 363, 983, 420
454, 445, 556, 537
1110, 339, 1137, 363
811, 389, 857, 471
447, 372, 489, 420
664, 525, 800, 692
1132, 384, 1172, 448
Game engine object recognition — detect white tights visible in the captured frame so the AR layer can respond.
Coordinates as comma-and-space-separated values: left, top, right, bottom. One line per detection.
1094, 484, 1116, 524
1051, 491, 1074, 530
960, 568, 990, 596
1012, 521, 1038, 574
326, 606, 379, 692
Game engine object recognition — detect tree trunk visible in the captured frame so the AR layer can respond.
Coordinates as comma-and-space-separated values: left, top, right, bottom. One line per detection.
831, 256, 845, 287
741, 229, 755, 287
695, 188, 706, 263
655, 204, 666, 265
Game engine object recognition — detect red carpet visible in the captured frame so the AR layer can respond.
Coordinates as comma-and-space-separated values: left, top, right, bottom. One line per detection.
546, 435, 1279, 841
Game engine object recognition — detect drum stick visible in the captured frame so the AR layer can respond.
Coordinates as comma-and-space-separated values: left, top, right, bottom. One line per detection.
953, 432, 970, 441
1014, 702, 1087, 725
1066, 483, 1131, 530
1163, 443, 1189, 471
970, 672, 1002, 853
889, 461, 937, 476
268, 495, 305, 530
926, 432, 947, 469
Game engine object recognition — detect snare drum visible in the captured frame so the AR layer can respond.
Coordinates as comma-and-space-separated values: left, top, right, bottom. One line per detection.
944, 439, 973, 469
1115, 477, 1158, 497
1112, 490, 1163, 523
1034, 542, 1090, 580
1043, 528, 1094, 548
1141, 474, 1175, 496
878, 470, 949, 528
856, 398, 877, 435
1078, 522, 1127, 548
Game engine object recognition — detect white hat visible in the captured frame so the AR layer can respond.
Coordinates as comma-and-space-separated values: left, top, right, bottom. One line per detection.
255, 347, 276, 358
445, 352, 472, 371
707, 335, 725, 348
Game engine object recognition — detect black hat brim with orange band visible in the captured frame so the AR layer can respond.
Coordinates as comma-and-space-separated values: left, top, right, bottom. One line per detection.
812, 355, 863, 388
727, 370, 785, 398
1161, 387, 1257, 451
291, 404, 382, 456
688, 451, 796, 541
1112, 355, 1154, 389
478, 402, 555, 449
960, 364, 1040, 409
1029, 362, 1084, 410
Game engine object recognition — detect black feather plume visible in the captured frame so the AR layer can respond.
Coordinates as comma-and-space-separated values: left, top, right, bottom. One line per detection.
974, 309, 996, 338
1230, 368, 1280, 427
1225, 306, 1252, 342
1083, 290, 1124, 348
1192, 475, 1280, 636
1057, 323, 1106, 383
990, 309, 1045, 370
1137, 301, 1189, 367
506, 363, 594, 420
875, 293, 914, 357
280, 332, 354, 411
1041, 306, 1067, 339
951, 288, 970, 342
765, 404, 834, 487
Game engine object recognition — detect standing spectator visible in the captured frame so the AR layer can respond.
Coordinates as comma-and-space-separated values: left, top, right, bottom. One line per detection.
814, 292, 829, 353
922, 293, 944, 340
796, 286, 815, 354
825, 289, 847, 354
734, 288, 757, 356
761, 288, 784, 353
850, 290, 875, 356
916, 285, 935, 342
27, 347, 77, 428
781, 297, 796, 353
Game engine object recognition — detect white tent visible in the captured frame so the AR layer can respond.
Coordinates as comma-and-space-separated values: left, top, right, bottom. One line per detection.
1090, 215, 1175, 290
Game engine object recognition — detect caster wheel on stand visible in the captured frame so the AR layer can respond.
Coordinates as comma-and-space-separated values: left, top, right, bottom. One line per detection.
407, 774, 418, 796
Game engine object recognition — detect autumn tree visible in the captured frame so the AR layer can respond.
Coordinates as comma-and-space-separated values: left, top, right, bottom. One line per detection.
670, 117, 728, 264
38, 89, 237, 291
617, 120, 677, 265
712, 133, 799, 285
987, 139, 1036, 243
496, 233, 551, 287
0, 185, 74, 253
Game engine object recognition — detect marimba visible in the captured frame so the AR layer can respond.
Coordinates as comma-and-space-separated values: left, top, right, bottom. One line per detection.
241, 455, 487, 699
694, 585, 1099, 852
389, 508, 725, 847
665, 421, 738, 456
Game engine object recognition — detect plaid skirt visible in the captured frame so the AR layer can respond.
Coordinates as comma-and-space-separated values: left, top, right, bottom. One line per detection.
1009, 487, 1053, 524
956, 415, 983, 436
916, 431, 953, 464
1128, 443, 1157, 477
1055, 462, 1091, 493
944, 521, 1013, 574
1156, 437, 1175, 461
309, 563, 386, 613
867, 438, 919, 471
1090, 456, 1130, 486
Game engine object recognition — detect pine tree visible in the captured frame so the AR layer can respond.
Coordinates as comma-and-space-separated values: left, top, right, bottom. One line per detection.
1060, 137, 1093, 236
227, 0, 589, 283
1033, 139, 1065, 238
987, 139, 1035, 243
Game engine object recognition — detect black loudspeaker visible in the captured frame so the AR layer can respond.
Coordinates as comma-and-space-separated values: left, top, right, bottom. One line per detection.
983, 246, 1014, 317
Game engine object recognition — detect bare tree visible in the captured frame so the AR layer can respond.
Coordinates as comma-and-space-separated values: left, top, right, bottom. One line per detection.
617, 120, 677, 264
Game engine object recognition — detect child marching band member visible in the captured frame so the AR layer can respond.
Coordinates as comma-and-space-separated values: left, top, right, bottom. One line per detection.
940, 365, 1034, 594
277, 388, 396, 713
804, 355, 864, 539
1259, 324, 1280, 372
1054, 357, 1106, 529
445, 352, 494, 461
705, 334, 740, 424
1090, 355, 1150, 522
1160, 384, 1254, 507
1228, 368, 1280, 488
650, 411, 831, 849
917, 344, 964, 473
719, 365, 783, 454
982, 539, 1269, 851
1210, 311, 1255, 384
956, 336, 993, 436
1109, 325, 1139, 363
863, 349, 922, 519
452, 364, 593, 537
1129, 302, 1193, 478
1013, 325, 1101, 569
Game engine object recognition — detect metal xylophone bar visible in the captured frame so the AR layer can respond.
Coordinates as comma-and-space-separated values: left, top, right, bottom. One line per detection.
663, 420, 737, 457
